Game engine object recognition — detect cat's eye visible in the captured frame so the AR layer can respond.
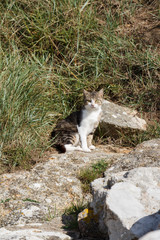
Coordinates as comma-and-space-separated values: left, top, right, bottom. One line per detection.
96, 99, 102, 104
85, 100, 90, 105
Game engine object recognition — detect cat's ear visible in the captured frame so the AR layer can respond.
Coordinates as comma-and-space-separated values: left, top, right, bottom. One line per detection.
83, 89, 89, 94
83, 89, 90, 97
98, 88, 103, 98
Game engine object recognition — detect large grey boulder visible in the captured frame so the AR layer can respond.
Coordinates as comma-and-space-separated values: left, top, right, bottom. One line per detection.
77, 139, 160, 239
91, 167, 160, 240
100, 100, 147, 136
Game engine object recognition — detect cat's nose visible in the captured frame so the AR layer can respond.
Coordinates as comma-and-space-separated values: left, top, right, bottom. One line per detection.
91, 100, 95, 105
91, 103, 95, 108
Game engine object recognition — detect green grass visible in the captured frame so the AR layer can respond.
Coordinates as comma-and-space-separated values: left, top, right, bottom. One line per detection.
63, 201, 88, 230
0, 51, 54, 171
1, 198, 11, 204
22, 198, 40, 203
116, 123, 160, 147
78, 160, 109, 193
0, 0, 159, 171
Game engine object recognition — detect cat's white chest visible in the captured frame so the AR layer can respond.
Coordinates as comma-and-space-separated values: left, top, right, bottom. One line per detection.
79, 108, 101, 134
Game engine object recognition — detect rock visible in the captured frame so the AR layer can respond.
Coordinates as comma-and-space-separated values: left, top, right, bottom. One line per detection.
139, 230, 160, 240
0, 224, 72, 240
0, 148, 123, 227
100, 100, 147, 137
0, 228, 71, 240
90, 139, 160, 238
0, 145, 127, 239
1, 138, 159, 239
89, 177, 109, 236
91, 167, 160, 240
78, 208, 103, 239
105, 138, 160, 173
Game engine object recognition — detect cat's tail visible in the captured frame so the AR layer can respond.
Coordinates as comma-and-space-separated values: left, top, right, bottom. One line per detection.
53, 144, 82, 153
54, 144, 66, 153
50, 130, 66, 153
50, 130, 82, 153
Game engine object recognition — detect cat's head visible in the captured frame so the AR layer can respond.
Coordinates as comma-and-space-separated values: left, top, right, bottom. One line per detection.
83, 89, 103, 110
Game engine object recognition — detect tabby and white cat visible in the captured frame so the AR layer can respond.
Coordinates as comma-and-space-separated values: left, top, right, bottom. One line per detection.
51, 89, 103, 153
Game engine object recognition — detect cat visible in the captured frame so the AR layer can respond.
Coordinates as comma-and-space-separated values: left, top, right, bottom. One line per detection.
51, 89, 103, 153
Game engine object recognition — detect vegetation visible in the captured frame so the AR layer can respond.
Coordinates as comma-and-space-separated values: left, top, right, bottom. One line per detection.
0, 0, 159, 171
78, 160, 109, 193
63, 201, 88, 229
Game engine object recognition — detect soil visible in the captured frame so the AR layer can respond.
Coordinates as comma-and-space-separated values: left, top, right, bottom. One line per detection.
117, 0, 160, 48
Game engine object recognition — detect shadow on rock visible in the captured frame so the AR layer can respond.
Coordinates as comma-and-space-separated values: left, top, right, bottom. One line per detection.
130, 210, 160, 239
62, 208, 106, 240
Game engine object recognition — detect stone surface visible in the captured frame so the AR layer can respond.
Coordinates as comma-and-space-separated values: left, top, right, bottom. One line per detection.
139, 230, 160, 240
78, 208, 103, 239
100, 100, 147, 134
90, 139, 160, 238
0, 217, 84, 240
1, 139, 160, 239
0, 226, 72, 240
0, 145, 128, 239
105, 138, 160, 174
91, 167, 160, 240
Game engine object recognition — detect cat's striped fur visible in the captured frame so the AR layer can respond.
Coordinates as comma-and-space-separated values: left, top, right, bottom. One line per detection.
51, 89, 103, 153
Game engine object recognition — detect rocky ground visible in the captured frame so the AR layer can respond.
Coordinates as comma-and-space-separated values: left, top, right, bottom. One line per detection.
0, 138, 160, 239
0, 100, 159, 240
0, 144, 130, 240
0, 138, 160, 240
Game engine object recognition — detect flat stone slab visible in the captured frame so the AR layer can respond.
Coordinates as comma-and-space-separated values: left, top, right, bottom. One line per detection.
0, 227, 72, 240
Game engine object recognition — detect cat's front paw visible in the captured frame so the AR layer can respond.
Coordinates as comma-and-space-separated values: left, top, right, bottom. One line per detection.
89, 145, 96, 150
75, 146, 83, 151
82, 147, 91, 153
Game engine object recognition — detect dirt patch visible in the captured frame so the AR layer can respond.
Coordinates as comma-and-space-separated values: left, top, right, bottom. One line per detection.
117, 1, 160, 47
